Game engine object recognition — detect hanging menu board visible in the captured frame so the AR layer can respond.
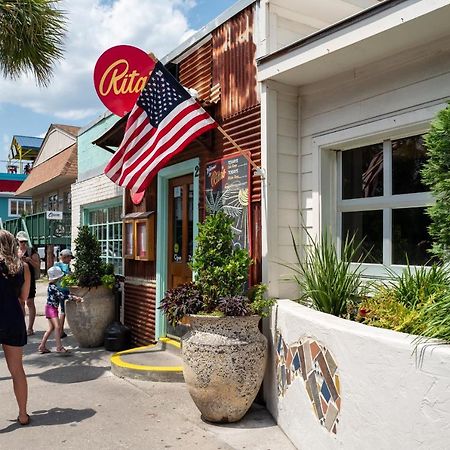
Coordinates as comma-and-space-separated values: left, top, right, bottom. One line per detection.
205, 154, 251, 250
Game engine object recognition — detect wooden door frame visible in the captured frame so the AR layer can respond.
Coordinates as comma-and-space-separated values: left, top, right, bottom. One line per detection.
155, 158, 200, 339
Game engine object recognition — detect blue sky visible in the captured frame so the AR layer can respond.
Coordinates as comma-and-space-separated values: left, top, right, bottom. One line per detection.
0, 0, 238, 165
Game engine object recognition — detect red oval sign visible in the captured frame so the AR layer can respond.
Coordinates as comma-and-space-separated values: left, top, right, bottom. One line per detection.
94, 45, 156, 117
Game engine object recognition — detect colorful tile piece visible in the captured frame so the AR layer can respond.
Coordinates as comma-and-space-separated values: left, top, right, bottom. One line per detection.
275, 332, 341, 434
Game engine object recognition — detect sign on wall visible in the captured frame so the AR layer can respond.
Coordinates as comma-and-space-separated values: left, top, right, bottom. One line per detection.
205, 154, 251, 250
93, 45, 156, 117
46, 211, 63, 220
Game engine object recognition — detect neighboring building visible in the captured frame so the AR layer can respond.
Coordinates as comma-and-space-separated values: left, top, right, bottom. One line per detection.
0, 173, 32, 223
7, 124, 80, 268
71, 111, 124, 275
7, 135, 42, 175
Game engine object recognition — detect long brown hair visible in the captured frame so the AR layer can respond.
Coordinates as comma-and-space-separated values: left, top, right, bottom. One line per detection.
0, 229, 22, 276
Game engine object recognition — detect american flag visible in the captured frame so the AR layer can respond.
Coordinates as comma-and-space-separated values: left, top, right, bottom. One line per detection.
104, 61, 216, 193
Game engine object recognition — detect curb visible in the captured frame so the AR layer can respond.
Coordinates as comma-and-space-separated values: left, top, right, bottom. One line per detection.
110, 338, 184, 382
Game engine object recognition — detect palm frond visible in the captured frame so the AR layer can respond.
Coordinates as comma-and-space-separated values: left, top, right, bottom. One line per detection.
0, 0, 66, 86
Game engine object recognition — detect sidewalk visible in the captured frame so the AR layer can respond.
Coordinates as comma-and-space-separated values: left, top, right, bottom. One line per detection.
0, 279, 296, 449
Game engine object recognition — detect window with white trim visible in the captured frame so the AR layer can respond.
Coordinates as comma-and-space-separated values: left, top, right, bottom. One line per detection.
8, 198, 32, 217
337, 134, 433, 268
86, 205, 123, 275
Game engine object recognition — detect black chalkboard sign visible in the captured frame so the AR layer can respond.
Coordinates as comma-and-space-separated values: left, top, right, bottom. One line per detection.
205, 154, 251, 250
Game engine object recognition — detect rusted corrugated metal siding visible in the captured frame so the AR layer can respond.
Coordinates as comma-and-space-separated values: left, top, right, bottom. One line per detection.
123, 6, 262, 344
178, 41, 212, 102
212, 5, 258, 119
124, 281, 156, 345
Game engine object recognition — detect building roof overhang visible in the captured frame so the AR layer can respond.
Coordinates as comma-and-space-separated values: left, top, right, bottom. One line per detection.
15, 144, 77, 197
258, 0, 450, 86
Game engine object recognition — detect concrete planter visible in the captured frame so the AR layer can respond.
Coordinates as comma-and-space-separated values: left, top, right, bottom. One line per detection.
182, 315, 267, 423
66, 285, 115, 348
265, 300, 450, 450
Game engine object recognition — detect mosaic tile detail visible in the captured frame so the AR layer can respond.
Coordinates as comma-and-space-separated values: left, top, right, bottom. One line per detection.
276, 333, 341, 434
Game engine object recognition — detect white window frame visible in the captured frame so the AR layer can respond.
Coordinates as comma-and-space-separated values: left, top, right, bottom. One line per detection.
337, 139, 433, 275
312, 103, 442, 278
8, 198, 32, 217
83, 203, 123, 275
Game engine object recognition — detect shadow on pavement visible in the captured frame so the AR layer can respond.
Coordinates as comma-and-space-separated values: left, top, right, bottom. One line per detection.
0, 407, 96, 433
38, 365, 108, 384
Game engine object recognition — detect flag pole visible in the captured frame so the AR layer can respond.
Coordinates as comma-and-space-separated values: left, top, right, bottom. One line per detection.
217, 125, 265, 178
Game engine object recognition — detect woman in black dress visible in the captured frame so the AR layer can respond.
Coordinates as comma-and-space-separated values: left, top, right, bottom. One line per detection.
0, 230, 31, 425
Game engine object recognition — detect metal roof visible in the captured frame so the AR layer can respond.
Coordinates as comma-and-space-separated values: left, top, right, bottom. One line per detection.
13, 135, 43, 150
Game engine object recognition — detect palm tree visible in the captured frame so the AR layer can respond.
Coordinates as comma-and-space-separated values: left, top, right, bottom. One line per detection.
0, 0, 66, 86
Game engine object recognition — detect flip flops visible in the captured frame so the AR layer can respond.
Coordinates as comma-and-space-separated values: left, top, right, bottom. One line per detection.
38, 347, 51, 354
17, 414, 30, 426
55, 347, 71, 355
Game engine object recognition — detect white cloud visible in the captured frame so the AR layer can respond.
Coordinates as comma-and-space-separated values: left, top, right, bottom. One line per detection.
0, 0, 196, 120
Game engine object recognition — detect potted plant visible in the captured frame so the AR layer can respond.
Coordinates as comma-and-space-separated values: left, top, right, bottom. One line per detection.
63, 226, 116, 348
160, 211, 275, 423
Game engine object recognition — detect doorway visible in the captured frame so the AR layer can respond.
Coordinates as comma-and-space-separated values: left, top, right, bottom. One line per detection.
155, 158, 200, 340
166, 175, 194, 338
167, 175, 194, 290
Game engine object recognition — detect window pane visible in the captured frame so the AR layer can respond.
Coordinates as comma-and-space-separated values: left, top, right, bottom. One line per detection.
392, 207, 432, 265
188, 184, 194, 261
173, 186, 183, 262
392, 135, 428, 195
342, 144, 383, 199
10, 201, 17, 215
342, 210, 383, 263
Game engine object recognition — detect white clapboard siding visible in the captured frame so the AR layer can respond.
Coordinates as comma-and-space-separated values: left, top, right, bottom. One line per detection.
34, 129, 75, 166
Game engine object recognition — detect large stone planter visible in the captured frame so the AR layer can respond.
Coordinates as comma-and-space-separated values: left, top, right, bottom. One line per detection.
182, 315, 267, 423
66, 285, 115, 348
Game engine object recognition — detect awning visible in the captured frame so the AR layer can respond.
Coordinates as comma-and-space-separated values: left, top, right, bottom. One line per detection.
92, 115, 128, 153
15, 144, 77, 196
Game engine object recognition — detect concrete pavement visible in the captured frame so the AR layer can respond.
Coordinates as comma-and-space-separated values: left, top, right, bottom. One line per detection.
0, 279, 296, 450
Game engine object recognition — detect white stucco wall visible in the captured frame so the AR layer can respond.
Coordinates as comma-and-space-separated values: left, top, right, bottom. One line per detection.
264, 300, 450, 450
71, 174, 123, 247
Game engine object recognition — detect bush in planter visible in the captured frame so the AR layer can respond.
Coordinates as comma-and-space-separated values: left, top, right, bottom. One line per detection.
159, 211, 275, 423
160, 211, 275, 324
359, 263, 450, 342
62, 226, 116, 348
61, 226, 115, 289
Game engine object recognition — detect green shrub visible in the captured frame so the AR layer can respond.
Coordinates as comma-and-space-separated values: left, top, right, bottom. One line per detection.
384, 263, 450, 308
69, 226, 114, 289
286, 228, 367, 317
190, 211, 252, 307
359, 288, 426, 335
415, 292, 450, 344
421, 104, 450, 260
160, 211, 275, 325
360, 263, 450, 341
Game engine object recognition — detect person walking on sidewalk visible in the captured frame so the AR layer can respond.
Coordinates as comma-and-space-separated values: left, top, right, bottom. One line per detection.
54, 248, 73, 339
38, 266, 82, 354
0, 230, 31, 426
16, 231, 40, 336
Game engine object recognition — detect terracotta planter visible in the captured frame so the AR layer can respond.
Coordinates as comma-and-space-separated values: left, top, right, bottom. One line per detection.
66, 285, 115, 348
182, 315, 267, 423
